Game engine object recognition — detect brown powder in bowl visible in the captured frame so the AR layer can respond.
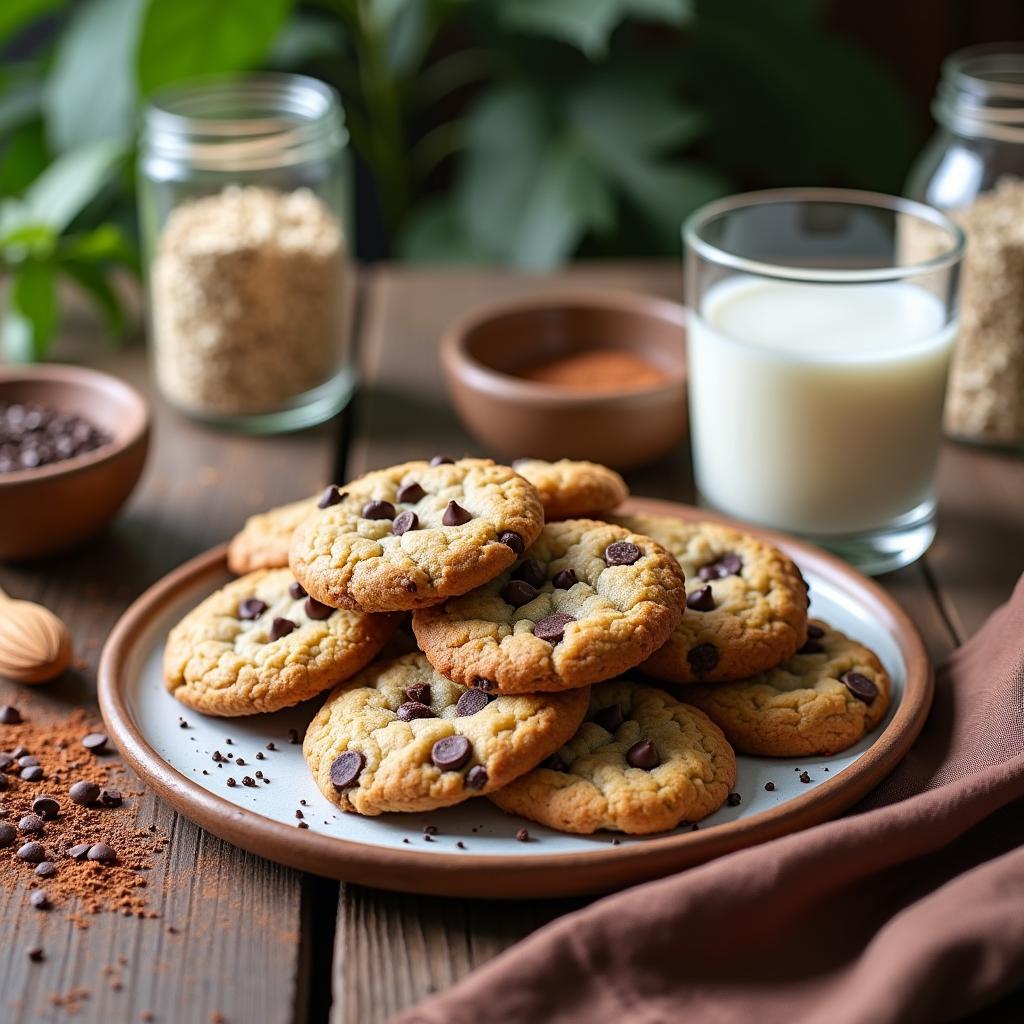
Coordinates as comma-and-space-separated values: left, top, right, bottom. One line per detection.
516, 349, 671, 392
0, 706, 165, 924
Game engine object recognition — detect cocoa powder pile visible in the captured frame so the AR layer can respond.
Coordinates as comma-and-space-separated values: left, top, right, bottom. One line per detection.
0, 703, 165, 925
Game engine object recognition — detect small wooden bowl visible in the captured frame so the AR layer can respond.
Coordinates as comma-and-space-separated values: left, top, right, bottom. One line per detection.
441, 291, 687, 470
0, 364, 150, 561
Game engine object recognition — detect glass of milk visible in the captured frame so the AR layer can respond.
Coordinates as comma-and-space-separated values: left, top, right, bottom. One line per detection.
684, 189, 964, 574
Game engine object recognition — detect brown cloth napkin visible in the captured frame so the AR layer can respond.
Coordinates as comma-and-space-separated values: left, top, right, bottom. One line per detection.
395, 574, 1024, 1024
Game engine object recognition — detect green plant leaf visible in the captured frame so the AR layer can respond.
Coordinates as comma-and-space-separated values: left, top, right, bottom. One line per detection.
137, 0, 295, 96
21, 140, 123, 233
59, 223, 138, 270
3, 260, 57, 361
397, 197, 493, 262
0, 0, 65, 45
43, 0, 146, 152
62, 261, 126, 337
0, 120, 51, 197
0, 70, 43, 135
268, 12, 346, 68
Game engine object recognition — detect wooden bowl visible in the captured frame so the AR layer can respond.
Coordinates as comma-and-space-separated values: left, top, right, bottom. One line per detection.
0, 364, 150, 561
441, 291, 687, 470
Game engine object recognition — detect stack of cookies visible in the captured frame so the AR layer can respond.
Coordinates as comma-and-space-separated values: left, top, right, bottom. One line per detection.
164, 457, 890, 836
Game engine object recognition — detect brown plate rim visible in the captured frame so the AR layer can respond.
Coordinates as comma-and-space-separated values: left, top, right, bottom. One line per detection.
97, 497, 933, 899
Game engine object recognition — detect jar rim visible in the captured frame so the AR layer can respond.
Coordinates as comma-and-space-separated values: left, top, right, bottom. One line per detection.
935, 43, 1024, 143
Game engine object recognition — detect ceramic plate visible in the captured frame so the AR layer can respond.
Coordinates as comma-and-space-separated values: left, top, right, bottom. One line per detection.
98, 497, 932, 898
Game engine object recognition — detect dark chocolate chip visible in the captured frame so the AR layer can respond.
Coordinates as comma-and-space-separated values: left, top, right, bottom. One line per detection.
242, 776, 256, 787
726, 792, 742, 807
515, 828, 530, 843
67, 843, 92, 860
533, 612, 575, 644
0, 822, 16, 846
765, 781, 776, 791
397, 481, 425, 504
553, 568, 578, 590
35, 861, 55, 878
17, 841, 45, 862
404, 683, 431, 704
27, 946, 44, 962
235, 757, 245, 766
288, 729, 300, 744
806, 623, 825, 639
513, 559, 546, 588
442, 500, 472, 526
238, 598, 267, 620
87, 843, 116, 864
686, 585, 715, 612
318, 485, 345, 508
592, 703, 624, 733
455, 690, 489, 717
498, 531, 524, 554
297, 821, 309, 829
70, 781, 100, 805
392, 510, 419, 536
362, 499, 396, 520
330, 751, 365, 790
19, 815, 44, 834
626, 739, 660, 770
687, 643, 719, 676
0, 705, 22, 724
269, 617, 296, 641
799, 771, 812, 784
698, 553, 743, 581
99, 789, 123, 808
501, 580, 539, 607
226, 778, 237, 787
304, 597, 334, 620
543, 754, 567, 772
0, 752, 12, 769
429, 455, 454, 466
31, 795, 59, 820
20, 766, 43, 782
396, 701, 435, 722
465, 765, 488, 790
799, 639, 825, 655
430, 735, 471, 771
11, 746, 29, 757
30, 890, 50, 910
841, 671, 878, 704
18, 755, 38, 767
289, 581, 307, 600
604, 541, 641, 566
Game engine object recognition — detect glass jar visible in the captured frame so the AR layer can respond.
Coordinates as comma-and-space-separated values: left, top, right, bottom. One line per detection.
906, 45, 1024, 449
138, 73, 354, 433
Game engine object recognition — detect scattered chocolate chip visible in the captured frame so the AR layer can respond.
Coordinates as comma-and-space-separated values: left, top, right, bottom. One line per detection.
35, 861, 55, 878
295, 809, 304, 819
464, 765, 488, 789
235, 757, 245, 766
255, 771, 263, 779
397, 481, 425, 503
431, 735, 471, 771
99, 789, 123, 808
32, 795, 59, 820
330, 751, 365, 790
288, 730, 300, 744
242, 776, 256, 787
226, 778, 237, 787
553, 568, 578, 590
765, 781, 776, 791
81, 732, 108, 754
0, 705, 22, 724
18, 755, 39, 768
304, 597, 334, 620
27, 946, 44, 962
397, 701, 435, 722
225, 738, 234, 745
592, 703, 624, 733
256, 751, 265, 760
178, 717, 188, 728
472, 678, 497, 693
611, 838, 621, 846
30, 889, 50, 910
289, 581, 307, 600
533, 612, 575, 644
686, 585, 715, 612
405, 683, 431, 704
799, 771, 812, 784
455, 690, 489, 717
362, 499, 395, 520
269, 617, 296, 641
515, 828, 530, 843
498, 531, 524, 554
513, 559, 546, 588
392, 510, 419, 536
267, 742, 277, 751
626, 739, 660, 770
0, 822, 16, 846
726, 792, 742, 807
423, 833, 434, 842
67, 843, 91, 860
687, 643, 719, 676
456, 841, 466, 850
799, 639, 825, 654
501, 580, 539, 607
429, 455, 454, 466
841, 671, 879, 704
806, 623, 825, 639
698, 553, 743, 581
297, 821, 309, 829
318, 485, 345, 508
238, 598, 267, 620
604, 540, 642, 566
69, 781, 100, 805
20, 766, 43, 782
19, 814, 44, 834
543, 754, 567, 772
442, 500, 472, 526
87, 843, 116, 864
17, 841, 45, 862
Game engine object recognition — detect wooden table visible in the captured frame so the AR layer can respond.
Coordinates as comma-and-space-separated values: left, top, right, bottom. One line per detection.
2, 264, 1022, 1024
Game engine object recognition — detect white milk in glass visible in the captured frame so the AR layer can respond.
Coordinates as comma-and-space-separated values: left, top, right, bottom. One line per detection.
688, 277, 957, 535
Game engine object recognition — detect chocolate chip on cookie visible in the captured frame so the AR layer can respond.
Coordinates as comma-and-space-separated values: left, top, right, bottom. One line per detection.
686, 585, 715, 612
442, 500, 472, 526
592, 703, 624, 733
841, 671, 878, 703
362, 499, 395, 520
455, 690, 489, 717
799, 638, 825, 654
397, 701, 435, 722
464, 765, 488, 789
807, 623, 825, 639
238, 598, 267, 620
501, 580, 539, 607
699, 553, 742, 580
397, 481, 425, 503
405, 683, 431, 704
687, 643, 719, 676
269, 617, 296, 641
514, 559, 546, 588
533, 612, 575, 644
431, 735, 472, 770
393, 510, 418, 535
304, 597, 334, 620
553, 568, 578, 590
626, 739, 660, 770
330, 751, 365, 790
289, 581, 307, 599
604, 540, 641, 566
499, 531, 524, 554
318, 486, 345, 509
543, 754, 568, 772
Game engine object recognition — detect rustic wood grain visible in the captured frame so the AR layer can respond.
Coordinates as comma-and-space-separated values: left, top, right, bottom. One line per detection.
0, 295, 342, 1023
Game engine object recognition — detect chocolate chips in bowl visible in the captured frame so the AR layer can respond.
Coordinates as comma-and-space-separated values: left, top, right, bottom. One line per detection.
0, 402, 112, 473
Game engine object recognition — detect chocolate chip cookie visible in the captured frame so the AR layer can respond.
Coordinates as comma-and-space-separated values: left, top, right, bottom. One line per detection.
164, 568, 397, 716
303, 653, 588, 815
411, 520, 686, 694
289, 458, 544, 613
612, 514, 808, 684
227, 495, 319, 575
681, 620, 891, 756
489, 679, 736, 834
512, 458, 629, 519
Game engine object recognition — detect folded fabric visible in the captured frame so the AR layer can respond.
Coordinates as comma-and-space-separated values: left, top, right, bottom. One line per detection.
395, 573, 1024, 1024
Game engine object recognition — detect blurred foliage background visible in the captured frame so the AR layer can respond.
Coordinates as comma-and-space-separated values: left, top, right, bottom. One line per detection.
0, 0, 1006, 357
